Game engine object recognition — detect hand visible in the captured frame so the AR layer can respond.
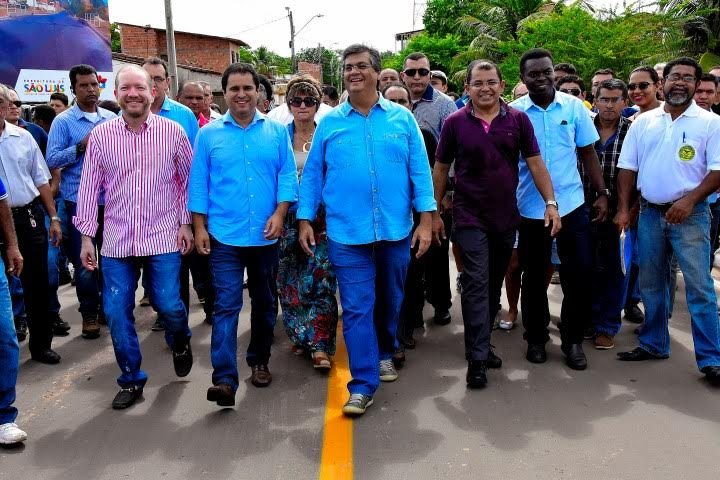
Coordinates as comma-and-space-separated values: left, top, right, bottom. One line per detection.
614, 209, 630, 232
298, 220, 316, 256
177, 224, 194, 255
666, 196, 694, 224
80, 236, 97, 271
5, 245, 23, 277
544, 205, 562, 237
412, 213, 433, 258
440, 195, 453, 215
194, 226, 211, 255
49, 219, 62, 247
592, 195, 609, 222
628, 203, 640, 228
263, 211, 284, 240
431, 211, 446, 246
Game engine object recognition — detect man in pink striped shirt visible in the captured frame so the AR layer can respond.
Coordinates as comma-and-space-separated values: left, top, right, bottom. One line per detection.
73, 65, 195, 410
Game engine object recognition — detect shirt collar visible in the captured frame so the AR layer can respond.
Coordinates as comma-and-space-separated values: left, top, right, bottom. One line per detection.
120, 112, 156, 132
339, 93, 388, 117
160, 96, 172, 112
0, 121, 22, 140
222, 109, 264, 128
656, 100, 701, 118
71, 103, 114, 122
420, 84, 435, 102
465, 99, 510, 118
516, 90, 567, 112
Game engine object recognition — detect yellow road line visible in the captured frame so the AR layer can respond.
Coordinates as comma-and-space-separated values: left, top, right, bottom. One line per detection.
319, 322, 353, 480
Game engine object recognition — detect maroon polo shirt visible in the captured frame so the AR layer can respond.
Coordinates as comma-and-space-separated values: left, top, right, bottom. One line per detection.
436, 101, 540, 232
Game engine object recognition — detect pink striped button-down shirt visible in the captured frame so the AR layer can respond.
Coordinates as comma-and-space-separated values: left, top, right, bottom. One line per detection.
73, 113, 193, 258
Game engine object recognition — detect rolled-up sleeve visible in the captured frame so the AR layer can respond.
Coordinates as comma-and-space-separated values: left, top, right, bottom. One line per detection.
407, 117, 437, 213
188, 130, 210, 214
617, 121, 640, 172
276, 127, 299, 204
296, 121, 325, 222
72, 132, 102, 237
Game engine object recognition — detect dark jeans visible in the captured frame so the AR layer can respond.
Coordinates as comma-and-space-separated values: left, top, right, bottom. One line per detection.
423, 211, 452, 312
3, 201, 52, 354
64, 201, 103, 316
518, 205, 592, 346
0, 256, 19, 424
589, 217, 626, 336
455, 227, 515, 362
209, 239, 278, 392
710, 198, 720, 267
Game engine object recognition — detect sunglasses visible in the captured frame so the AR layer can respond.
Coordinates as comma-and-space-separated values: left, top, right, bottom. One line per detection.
289, 97, 319, 108
627, 82, 651, 91
403, 68, 430, 78
387, 97, 409, 105
10, 100, 22, 108
559, 88, 581, 96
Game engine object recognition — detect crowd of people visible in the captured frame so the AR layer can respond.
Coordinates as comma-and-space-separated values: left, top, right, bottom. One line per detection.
1, 42, 720, 446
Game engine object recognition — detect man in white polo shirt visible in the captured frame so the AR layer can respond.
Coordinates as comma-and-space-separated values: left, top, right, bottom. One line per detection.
615, 57, 720, 385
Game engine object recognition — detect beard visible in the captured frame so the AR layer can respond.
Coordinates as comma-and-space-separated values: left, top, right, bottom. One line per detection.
664, 88, 691, 106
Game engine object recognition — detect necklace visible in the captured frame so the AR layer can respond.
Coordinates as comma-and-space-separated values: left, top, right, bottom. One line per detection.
296, 129, 315, 153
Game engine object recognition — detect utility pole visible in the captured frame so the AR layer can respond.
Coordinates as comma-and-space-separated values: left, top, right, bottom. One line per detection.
316, 42, 323, 81
164, 0, 179, 97
286, 7, 295, 73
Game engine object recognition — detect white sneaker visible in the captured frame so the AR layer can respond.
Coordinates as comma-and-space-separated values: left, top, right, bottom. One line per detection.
379, 359, 398, 382
0, 423, 27, 445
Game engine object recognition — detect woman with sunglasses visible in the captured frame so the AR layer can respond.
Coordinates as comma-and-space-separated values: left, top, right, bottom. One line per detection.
277, 75, 339, 371
627, 66, 662, 120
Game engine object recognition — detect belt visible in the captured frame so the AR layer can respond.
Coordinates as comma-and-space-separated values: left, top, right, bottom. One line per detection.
10, 197, 41, 216
641, 197, 675, 213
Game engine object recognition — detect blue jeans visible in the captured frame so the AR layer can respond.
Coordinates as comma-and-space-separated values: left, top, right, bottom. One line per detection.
0, 257, 19, 424
45, 198, 67, 316
209, 240, 278, 392
328, 236, 411, 396
102, 252, 189, 388
64, 201, 102, 316
637, 200, 720, 369
589, 218, 626, 336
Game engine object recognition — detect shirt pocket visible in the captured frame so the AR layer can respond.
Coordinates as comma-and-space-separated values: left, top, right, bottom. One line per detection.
675, 138, 701, 166
376, 132, 409, 165
556, 121, 577, 148
328, 138, 360, 170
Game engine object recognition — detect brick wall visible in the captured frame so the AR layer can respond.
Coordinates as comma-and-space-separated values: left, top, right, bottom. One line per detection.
119, 24, 160, 59
298, 62, 322, 83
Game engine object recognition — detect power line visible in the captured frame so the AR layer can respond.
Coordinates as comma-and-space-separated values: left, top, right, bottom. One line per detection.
222, 14, 288, 39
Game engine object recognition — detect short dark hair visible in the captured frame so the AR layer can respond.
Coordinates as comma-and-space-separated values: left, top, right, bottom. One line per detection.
342, 44, 381, 73
593, 68, 615, 78
519, 48, 553, 75
69, 64, 97, 89
597, 79, 628, 100
257, 74, 273, 102
143, 56, 169, 77
221, 63, 259, 92
322, 85, 339, 101
554, 62, 576, 75
664, 57, 702, 82
381, 82, 411, 100
32, 104, 56, 124
404, 52, 430, 69
629, 65, 659, 83
700, 73, 718, 85
465, 59, 503, 84
97, 99, 121, 114
49, 92, 69, 106
557, 74, 586, 92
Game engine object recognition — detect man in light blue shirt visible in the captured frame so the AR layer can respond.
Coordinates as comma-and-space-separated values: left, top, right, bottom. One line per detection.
297, 44, 435, 417
46, 64, 115, 339
189, 63, 298, 407
509, 49, 609, 371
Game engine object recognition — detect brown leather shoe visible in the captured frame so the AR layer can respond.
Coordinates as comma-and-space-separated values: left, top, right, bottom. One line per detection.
250, 364, 272, 387
312, 351, 331, 370
207, 383, 235, 406
81, 313, 100, 339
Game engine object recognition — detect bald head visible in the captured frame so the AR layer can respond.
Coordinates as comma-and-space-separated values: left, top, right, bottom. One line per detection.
115, 64, 153, 90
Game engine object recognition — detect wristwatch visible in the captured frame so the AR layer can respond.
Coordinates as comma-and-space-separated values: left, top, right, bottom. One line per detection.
76, 143, 86, 157
545, 200, 559, 209
50, 216, 62, 223
597, 188, 611, 198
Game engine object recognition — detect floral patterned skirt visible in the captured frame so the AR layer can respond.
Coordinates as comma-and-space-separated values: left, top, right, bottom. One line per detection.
276, 210, 339, 355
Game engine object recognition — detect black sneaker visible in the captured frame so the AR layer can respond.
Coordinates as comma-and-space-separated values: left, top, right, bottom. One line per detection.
172, 339, 193, 377
466, 360, 487, 388
112, 386, 143, 409
52, 315, 71, 336
433, 309, 451, 326
151, 318, 165, 332
624, 304, 645, 324
14, 316, 28, 342
486, 345, 502, 369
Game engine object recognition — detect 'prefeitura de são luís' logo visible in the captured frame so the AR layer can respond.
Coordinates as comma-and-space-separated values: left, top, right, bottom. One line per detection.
678, 144, 696, 162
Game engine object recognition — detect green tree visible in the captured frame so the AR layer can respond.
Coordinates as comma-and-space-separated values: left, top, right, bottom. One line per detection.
661, 0, 720, 67
297, 46, 341, 86
110, 22, 121, 53
384, 33, 464, 77
423, 0, 486, 43
236, 46, 291, 78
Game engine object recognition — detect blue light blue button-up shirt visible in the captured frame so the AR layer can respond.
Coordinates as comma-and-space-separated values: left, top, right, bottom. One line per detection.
297, 95, 436, 245
46, 104, 116, 202
157, 97, 199, 146
188, 111, 298, 247
510, 91, 599, 219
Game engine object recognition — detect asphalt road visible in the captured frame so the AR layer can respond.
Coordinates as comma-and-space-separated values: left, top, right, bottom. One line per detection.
2, 265, 719, 480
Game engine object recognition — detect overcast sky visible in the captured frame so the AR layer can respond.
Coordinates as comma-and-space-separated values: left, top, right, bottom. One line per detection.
107, 0, 622, 56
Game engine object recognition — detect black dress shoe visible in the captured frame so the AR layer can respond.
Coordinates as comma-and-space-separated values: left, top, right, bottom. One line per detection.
701, 366, 720, 386
172, 339, 193, 377
562, 343, 587, 370
624, 304, 645, 324
617, 347, 668, 361
486, 346, 502, 369
14, 317, 27, 343
207, 383, 235, 406
433, 310, 451, 326
112, 386, 143, 409
31, 349, 61, 364
466, 361, 487, 388
52, 316, 71, 336
526, 343, 547, 364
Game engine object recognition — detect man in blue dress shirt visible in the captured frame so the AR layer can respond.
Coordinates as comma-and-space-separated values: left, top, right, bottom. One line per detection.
189, 63, 298, 407
297, 44, 436, 417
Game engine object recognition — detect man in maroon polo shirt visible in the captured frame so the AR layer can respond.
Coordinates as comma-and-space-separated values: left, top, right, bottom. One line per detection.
432, 60, 561, 388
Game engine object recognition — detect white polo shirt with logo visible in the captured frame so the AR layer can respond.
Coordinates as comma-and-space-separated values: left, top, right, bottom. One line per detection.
618, 101, 720, 204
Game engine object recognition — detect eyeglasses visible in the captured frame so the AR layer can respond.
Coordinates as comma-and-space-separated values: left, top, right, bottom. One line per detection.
10, 100, 22, 108
151, 76, 167, 83
387, 97, 409, 105
627, 82, 651, 91
559, 88, 581, 96
289, 96, 319, 107
469, 80, 500, 89
666, 73, 696, 83
343, 63, 372, 73
596, 97, 624, 105
403, 68, 430, 78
